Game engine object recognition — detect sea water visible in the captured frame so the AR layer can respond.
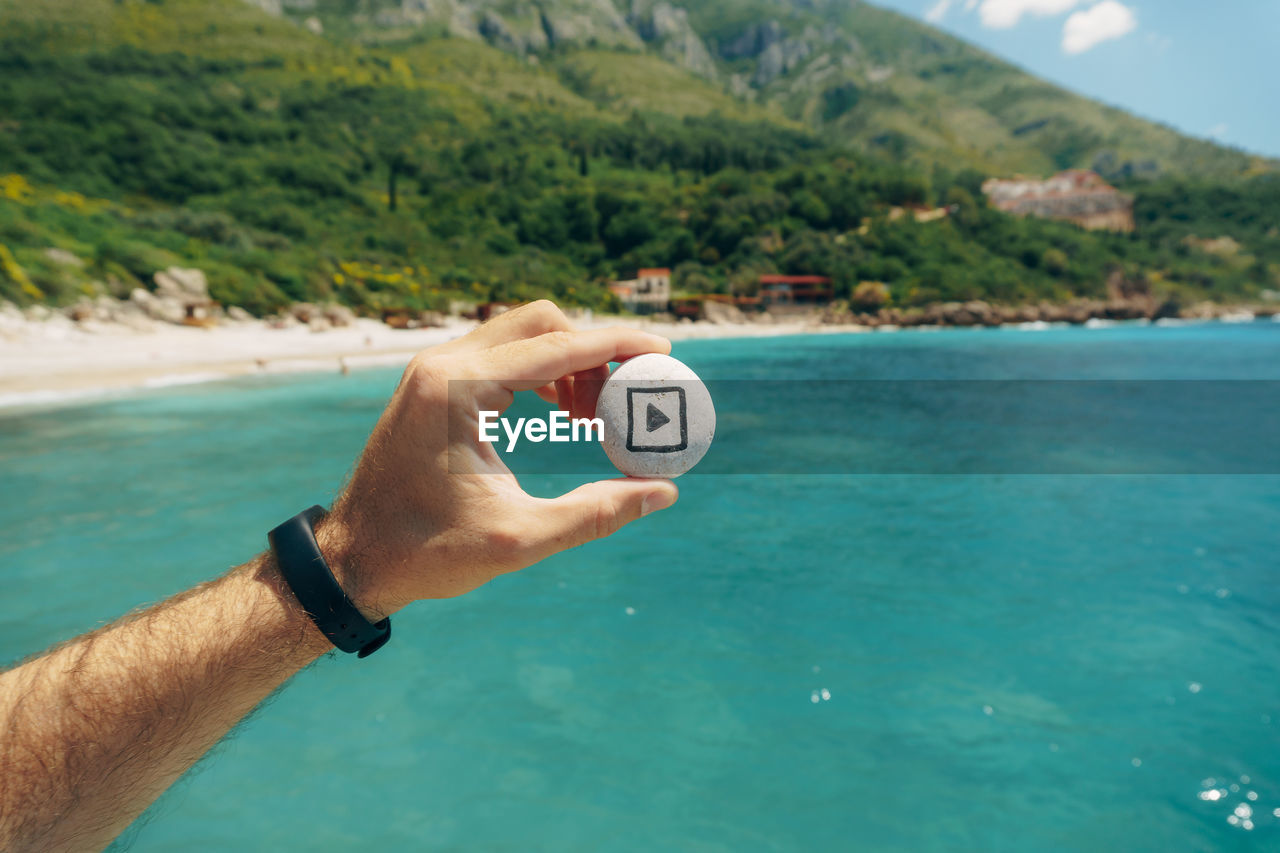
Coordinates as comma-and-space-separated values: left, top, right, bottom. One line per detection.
1, 322, 1278, 851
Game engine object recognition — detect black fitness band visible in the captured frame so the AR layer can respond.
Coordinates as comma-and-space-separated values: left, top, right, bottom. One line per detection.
268, 505, 391, 658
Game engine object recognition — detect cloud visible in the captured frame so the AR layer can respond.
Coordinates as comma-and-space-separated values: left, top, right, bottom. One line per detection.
1062, 1, 1137, 54
925, 0, 952, 23
976, 0, 1082, 29
1209, 123, 1229, 140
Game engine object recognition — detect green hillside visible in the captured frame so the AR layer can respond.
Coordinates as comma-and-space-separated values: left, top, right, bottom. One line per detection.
272, 0, 1269, 180
706, 1, 1263, 179
0, 0, 1276, 316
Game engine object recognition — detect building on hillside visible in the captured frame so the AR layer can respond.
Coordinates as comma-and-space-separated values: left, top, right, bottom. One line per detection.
609, 267, 671, 314
758, 274, 833, 307
981, 170, 1134, 232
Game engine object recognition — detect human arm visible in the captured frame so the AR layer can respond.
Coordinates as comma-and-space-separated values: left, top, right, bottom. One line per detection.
0, 555, 330, 852
0, 301, 678, 852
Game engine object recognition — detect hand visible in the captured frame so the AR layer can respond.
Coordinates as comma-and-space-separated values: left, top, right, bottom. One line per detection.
316, 301, 679, 618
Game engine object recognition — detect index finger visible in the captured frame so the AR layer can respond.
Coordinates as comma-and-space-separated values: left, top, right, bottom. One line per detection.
482, 327, 671, 392
435, 300, 574, 356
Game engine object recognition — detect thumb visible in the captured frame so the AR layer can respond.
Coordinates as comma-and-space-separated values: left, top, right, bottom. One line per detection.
531, 478, 678, 558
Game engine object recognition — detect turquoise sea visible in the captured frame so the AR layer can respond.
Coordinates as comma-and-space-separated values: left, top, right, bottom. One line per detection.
2, 322, 1279, 851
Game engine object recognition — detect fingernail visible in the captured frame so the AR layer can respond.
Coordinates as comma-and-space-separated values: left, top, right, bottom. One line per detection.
641, 491, 675, 516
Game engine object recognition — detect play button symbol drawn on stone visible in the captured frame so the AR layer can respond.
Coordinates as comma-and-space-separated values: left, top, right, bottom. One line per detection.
646, 403, 669, 432
625, 386, 687, 453
597, 353, 715, 478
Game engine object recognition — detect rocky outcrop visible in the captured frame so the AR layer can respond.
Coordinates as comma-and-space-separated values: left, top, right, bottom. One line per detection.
628, 0, 716, 78
126, 267, 216, 325
154, 267, 210, 303
983, 171, 1135, 233
537, 0, 641, 49
816, 295, 1222, 329
475, 3, 550, 53
129, 288, 183, 325
240, 0, 746, 76
752, 37, 811, 85
287, 302, 356, 329
65, 294, 156, 331
715, 18, 817, 85
701, 299, 746, 324
720, 20, 782, 59
239, 0, 814, 83
241, 0, 315, 15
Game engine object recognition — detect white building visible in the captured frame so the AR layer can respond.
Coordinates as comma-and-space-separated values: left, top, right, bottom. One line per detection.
609, 268, 671, 314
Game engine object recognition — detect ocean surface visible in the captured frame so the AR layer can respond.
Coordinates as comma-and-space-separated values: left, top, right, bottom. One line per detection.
2, 321, 1279, 851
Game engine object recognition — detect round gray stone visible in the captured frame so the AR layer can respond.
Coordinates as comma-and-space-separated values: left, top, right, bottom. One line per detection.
596, 353, 715, 479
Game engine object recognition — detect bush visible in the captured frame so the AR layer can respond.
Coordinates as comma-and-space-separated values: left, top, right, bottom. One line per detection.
851, 280, 890, 310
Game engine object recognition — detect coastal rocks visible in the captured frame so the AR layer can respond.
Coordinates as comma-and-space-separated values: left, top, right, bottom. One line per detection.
130, 287, 184, 324
289, 302, 322, 324
946, 301, 1000, 327
115, 267, 221, 326
325, 304, 356, 327
154, 267, 209, 302
818, 294, 1196, 330
887, 301, 1003, 327
1181, 301, 1226, 320
155, 267, 215, 323
22, 304, 53, 322
597, 353, 715, 479
701, 299, 746, 325
0, 300, 27, 340
59, 294, 156, 332
289, 302, 355, 327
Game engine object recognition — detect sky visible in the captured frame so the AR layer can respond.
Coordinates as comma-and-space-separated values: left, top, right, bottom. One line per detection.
869, 0, 1278, 158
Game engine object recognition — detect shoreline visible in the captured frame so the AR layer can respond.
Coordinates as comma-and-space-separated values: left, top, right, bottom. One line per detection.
0, 313, 831, 411
1, 311, 1276, 412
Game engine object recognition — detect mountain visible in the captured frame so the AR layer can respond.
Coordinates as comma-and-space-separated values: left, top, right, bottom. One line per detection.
242, 0, 1267, 180
3, 0, 1267, 180
0, 0, 1276, 317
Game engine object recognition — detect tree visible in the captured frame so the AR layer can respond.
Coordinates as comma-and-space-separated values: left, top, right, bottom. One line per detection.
385, 147, 410, 212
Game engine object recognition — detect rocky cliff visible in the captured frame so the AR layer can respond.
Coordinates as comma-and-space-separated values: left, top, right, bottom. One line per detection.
237, 0, 1267, 180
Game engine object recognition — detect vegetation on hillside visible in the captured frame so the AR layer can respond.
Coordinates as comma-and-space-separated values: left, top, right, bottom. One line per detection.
0, 0, 1276, 315
269, 0, 1272, 179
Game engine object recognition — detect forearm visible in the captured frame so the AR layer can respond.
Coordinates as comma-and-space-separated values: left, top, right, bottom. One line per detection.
0, 305, 674, 852
0, 552, 331, 853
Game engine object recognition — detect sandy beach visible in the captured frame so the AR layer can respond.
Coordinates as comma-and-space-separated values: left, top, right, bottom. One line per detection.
5, 304, 1273, 410
0, 311, 826, 409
